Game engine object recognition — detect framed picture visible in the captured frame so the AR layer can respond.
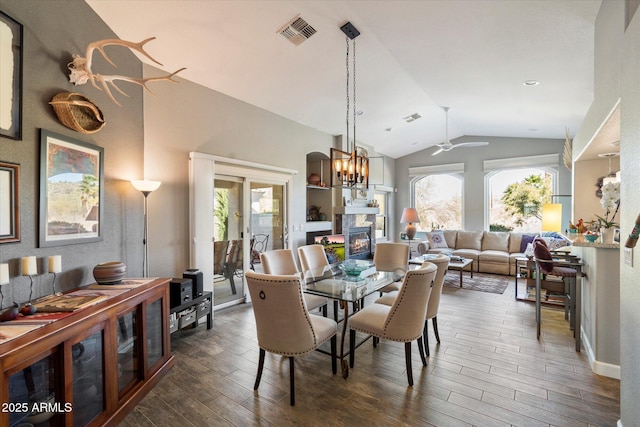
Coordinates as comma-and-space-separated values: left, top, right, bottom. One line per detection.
39, 130, 104, 247
0, 161, 20, 243
0, 11, 23, 140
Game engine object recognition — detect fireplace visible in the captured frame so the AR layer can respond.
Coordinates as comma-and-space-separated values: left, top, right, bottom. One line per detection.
347, 227, 371, 260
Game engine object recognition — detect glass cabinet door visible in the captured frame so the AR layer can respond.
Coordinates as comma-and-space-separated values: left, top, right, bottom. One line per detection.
8, 352, 58, 426
146, 298, 163, 368
72, 330, 104, 426
117, 309, 138, 393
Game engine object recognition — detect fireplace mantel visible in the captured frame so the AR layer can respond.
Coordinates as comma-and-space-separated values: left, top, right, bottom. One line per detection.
334, 206, 379, 215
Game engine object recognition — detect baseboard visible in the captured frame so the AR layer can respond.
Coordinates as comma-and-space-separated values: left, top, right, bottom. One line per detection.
581, 328, 621, 379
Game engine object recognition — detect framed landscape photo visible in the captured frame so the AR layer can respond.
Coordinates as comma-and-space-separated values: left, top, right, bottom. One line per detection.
39, 130, 104, 247
0, 11, 23, 140
0, 161, 20, 243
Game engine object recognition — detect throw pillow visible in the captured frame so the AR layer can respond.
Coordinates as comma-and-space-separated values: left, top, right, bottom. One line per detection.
519, 234, 536, 253
427, 231, 448, 248
533, 240, 554, 273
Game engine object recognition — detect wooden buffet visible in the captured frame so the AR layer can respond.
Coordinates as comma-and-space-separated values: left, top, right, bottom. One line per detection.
0, 277, 174, 426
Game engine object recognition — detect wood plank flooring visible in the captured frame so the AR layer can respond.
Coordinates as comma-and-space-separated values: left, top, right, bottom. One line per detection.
120, 280, 620, 426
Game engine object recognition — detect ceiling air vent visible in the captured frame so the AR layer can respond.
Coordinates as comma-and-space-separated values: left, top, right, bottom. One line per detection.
278, 14, 317, 46
403, 113, 422, 123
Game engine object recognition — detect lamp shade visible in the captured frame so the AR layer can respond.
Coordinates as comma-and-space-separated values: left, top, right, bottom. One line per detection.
21, 256, 37, 276
131, 180, 161, 193
0, 263, 9, 285
541, 203, 562, 233
400, 208, 420, 224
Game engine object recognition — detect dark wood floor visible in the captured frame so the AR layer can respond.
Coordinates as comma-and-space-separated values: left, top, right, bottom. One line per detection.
120, 280, 620, 426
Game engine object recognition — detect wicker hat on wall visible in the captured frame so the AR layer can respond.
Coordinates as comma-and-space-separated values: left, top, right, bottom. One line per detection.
49, 92, 105, 134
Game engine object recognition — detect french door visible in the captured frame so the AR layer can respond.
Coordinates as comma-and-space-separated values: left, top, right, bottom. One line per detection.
189, 153, 293, 310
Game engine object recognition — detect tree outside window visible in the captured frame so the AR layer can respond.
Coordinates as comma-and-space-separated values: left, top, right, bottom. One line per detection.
413, 174, 462, 230
489, 169, 552, 232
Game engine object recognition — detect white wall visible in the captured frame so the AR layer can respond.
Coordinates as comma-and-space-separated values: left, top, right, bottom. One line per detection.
619, 2, 640, 424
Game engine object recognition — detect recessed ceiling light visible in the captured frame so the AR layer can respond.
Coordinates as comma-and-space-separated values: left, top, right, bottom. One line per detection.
528, 128, 538, 131
356, 110, 364, 116
385, 127, 393, 132
523, 80, 540, 86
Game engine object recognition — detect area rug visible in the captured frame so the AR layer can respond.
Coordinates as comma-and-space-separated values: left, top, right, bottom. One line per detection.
443, 271, 510, 294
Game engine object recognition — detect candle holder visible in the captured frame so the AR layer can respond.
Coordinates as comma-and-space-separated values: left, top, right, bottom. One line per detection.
21, 256, 38, 314
49, 255, 62, 295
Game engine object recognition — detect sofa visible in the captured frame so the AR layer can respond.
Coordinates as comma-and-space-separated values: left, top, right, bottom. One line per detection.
415, 230, 570, 276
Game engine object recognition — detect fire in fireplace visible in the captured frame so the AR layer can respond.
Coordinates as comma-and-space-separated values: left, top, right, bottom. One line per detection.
348, 227, 371, 260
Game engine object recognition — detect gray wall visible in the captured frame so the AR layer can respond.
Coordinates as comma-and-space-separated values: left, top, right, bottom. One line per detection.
141, 65, 395, 279
0, 0, 145, 304
394, 136, 570, 234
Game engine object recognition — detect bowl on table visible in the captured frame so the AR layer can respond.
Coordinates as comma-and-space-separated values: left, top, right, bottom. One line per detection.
583, 233, 599, 243
339, 261, 373, 276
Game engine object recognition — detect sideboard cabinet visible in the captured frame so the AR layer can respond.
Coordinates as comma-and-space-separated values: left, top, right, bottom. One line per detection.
0, 278, 173, 426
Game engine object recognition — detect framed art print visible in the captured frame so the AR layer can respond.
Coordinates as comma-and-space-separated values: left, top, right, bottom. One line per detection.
0, 11, 23, 140
0, 161, 20, 243
39, 130, 104, 247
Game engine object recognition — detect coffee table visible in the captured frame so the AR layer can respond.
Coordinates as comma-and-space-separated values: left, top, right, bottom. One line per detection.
409, 255, 473, 287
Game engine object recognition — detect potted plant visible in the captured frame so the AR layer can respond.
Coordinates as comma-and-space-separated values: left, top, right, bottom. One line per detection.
595, 181, 620, 244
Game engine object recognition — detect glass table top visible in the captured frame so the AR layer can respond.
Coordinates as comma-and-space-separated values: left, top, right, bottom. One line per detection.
301, 262, 401, 302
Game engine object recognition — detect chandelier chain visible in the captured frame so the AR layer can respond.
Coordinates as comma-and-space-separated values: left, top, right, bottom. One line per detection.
345, 36, 350, 150
353, 39, 356, 152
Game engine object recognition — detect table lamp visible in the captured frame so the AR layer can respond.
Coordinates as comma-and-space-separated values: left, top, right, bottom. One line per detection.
541, 203, 562, 233
401, 207, 420, 257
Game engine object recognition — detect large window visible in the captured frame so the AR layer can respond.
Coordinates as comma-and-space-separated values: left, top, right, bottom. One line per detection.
484, 154, 559, 233
412, 174, 463, 230
488, 169, 552, 232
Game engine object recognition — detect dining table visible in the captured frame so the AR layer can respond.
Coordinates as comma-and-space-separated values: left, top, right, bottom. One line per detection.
301, 261, 402, 378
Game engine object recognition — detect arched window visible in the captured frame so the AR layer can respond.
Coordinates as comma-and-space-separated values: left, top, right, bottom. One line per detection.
484, 154, 559, 233
409, 163, 464, 231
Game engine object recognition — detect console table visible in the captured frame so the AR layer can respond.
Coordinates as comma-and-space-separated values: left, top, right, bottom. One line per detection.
0, 278, 173, 426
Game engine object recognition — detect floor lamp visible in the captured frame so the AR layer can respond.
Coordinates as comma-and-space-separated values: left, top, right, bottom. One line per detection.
401, 207, 420, 258
131, 180, 162, 277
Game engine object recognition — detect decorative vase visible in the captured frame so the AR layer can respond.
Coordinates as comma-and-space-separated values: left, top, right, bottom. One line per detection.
93, 261, 126, 285
600, 227, 615, 244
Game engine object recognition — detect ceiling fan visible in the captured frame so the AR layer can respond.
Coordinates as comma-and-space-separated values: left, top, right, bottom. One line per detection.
432, 107, 489, 156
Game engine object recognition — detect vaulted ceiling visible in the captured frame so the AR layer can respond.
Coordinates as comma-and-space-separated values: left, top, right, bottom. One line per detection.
87, 0, 602, 159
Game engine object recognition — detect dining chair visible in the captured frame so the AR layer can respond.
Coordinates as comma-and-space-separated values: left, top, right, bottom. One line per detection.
297, 244, 329, 272
374, 242, 410, 294
348, 262, 437, 386
260, 249, 329, 317
245, 270, 337, 405
375, 255, 450, 356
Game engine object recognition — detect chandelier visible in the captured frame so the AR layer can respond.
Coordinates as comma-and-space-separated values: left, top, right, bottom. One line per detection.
331, 22, 369, 188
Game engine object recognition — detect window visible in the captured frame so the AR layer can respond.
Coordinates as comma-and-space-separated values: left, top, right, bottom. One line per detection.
411, 174, 463, 230
373, 188, 389, 240
484, 154, 559, 233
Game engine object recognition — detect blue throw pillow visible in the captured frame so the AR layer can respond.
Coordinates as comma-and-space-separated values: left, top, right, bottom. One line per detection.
519, 234, 536, 253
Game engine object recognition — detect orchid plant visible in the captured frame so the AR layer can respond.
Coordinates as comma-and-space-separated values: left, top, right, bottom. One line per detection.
596, 181, 620, 228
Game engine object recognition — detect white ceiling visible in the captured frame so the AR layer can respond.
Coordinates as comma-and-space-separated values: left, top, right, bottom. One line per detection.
86, 0, 603, 159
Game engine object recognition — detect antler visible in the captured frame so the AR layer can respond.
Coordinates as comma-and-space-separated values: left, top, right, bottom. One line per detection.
68, 38, 186, 106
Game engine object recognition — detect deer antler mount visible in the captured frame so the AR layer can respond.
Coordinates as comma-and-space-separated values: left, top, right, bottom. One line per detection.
68, 37, 186, 106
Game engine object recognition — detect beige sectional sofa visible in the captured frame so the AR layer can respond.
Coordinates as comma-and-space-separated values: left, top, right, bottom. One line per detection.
417, 230, 559, 276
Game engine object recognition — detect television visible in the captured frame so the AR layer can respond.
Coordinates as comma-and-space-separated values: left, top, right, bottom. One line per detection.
313, 234, 346, 264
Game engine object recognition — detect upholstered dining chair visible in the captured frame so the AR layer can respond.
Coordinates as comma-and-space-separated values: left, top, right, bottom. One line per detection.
260, 249, 329, 317
297, 244, 340, 320
374, 242, 410, 294
245, 270, 337, 405
375, 255, 450, 356
348, 262, 437, 386
297, 244, 329, 272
